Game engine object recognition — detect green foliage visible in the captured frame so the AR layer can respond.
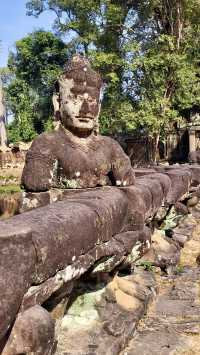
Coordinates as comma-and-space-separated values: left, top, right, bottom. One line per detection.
130, 0, 200, 137
7, 79, 37, 142
176, 264, 184, 274
8, 30, 67, 87
6, 30, 68, 142
26, 1, 134, 134
0, 67, 12, 84
0, 175, 16, 181
0, 0, 197, 147
24, 0, 200, 139
0, 185, 22, 194
137, 260, 154, 271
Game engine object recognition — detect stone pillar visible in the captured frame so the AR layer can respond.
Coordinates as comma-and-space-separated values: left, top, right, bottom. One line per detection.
189, 130, 196, 153
0, 79, 7, 148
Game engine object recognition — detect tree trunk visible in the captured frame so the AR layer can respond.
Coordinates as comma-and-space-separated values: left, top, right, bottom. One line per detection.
154, 132, 160, 162
0, 79, 7, 147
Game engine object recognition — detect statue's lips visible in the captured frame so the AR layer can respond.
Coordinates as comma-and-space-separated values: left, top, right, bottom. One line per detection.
76, 117, 94, 122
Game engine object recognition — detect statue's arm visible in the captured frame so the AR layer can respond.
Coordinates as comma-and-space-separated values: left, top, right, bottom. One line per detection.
110, 139, 135, 186
21, 135, 55, 192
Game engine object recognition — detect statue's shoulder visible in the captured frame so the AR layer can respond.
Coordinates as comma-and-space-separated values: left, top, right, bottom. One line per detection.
100, 135, 121, 148
99, 135, 128, 160
28, 129, 61, 152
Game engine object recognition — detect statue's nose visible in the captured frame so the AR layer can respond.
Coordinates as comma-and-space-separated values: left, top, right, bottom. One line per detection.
79, 99, 90, 116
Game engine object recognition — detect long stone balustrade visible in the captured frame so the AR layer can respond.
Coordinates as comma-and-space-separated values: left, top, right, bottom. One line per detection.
1, 164, 200, 354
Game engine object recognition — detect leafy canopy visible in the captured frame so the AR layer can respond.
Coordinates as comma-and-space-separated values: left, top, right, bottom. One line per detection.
5, 0, 200, 143
7, 30, 68, 142
25, 0, 200, 138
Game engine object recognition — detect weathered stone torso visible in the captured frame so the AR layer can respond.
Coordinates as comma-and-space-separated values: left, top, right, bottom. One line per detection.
54, 130, 113, 188
22, 126, 135, 191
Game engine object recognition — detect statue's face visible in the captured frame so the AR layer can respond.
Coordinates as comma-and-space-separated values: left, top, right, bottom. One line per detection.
58, 78, 100, 132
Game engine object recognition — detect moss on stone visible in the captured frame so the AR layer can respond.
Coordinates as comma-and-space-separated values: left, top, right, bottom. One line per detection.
61, 288, 104, 330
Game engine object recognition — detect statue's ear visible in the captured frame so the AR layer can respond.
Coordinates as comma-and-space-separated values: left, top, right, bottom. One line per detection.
94, 120, 99, 135
52, 93, 60, 121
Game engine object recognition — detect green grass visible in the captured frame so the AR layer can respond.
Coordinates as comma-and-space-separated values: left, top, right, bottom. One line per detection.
136, 260, 154, 271
0, 175, 17, 180
0, 185, 22, 194
176, 264, 184, 274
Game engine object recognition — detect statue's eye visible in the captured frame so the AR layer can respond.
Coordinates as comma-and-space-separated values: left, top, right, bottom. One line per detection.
88, 98, 96, 103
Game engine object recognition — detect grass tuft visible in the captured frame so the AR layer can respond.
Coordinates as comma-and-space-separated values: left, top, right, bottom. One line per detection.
0, 185, 22, 194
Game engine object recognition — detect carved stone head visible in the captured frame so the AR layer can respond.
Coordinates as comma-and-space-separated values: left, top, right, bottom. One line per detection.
53, 55, 102, 134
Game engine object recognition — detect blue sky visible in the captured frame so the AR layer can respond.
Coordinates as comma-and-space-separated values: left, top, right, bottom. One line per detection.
0, 0, 56, 67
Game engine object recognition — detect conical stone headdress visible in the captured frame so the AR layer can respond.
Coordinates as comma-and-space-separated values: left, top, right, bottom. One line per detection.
57, 54, 102, 100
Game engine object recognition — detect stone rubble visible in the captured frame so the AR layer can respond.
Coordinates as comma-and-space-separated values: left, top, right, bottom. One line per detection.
121, 203, 200, 355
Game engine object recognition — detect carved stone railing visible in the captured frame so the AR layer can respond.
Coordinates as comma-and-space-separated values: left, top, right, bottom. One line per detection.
1, 164, 200, 354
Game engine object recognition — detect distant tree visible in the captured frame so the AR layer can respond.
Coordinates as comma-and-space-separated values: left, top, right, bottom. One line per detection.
13, 1, 199, 163
26, 0, 138, 134
126, 0, 200, 150
25, 0, 200, 145
7, 30, 68, 142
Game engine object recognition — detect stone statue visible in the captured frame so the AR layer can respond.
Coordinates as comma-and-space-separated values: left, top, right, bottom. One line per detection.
0, 79, 7, 149
22, 55, 135, 191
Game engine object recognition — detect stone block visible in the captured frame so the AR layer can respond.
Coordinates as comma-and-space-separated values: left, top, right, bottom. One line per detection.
0, 227, 36, 340
2, 306, 55, 355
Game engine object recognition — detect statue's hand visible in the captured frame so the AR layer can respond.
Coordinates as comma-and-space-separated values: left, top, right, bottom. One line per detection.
115, 168, 135, 187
